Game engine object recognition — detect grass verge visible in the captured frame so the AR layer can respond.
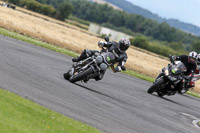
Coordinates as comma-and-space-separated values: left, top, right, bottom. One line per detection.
123, 69, 154, 82
0, 27, 199, 97
186, 91, 200, 98
0, 27, 78, 57
0, 88, 101, 133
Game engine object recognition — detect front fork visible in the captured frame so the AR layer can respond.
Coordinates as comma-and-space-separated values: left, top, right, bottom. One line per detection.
155, 72, 164, 82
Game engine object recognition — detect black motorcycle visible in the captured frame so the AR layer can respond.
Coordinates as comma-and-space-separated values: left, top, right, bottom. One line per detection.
147, 58, 187, 97
64, 52, 115, 83
63, 37, 115, 83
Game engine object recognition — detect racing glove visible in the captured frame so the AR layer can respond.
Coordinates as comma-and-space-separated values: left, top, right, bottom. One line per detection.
98, 41, 104, 48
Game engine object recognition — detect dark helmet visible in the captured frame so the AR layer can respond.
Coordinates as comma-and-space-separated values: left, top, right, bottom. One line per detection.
118, 38, 130, 52
188, 51, 197, 64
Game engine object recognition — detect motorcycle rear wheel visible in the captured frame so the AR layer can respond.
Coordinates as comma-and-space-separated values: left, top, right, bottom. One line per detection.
69, 67, 94, 83
147, 78, 165, 94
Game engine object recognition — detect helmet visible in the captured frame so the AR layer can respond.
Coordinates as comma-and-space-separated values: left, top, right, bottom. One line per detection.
196, 53, 200, 69
118, 38, 130, 52
188, 51, 197, 64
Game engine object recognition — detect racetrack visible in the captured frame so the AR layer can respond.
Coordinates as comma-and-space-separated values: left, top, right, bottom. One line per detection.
0, 35, 200, 133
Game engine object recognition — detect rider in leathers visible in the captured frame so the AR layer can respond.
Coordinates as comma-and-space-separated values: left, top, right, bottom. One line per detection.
185, 53, 200, 91
72, 38, 131, 81
171, 51, 197, 93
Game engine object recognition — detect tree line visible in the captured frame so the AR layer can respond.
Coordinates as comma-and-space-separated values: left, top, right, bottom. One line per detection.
3, 0, 72, 20
69, 0, 200, 47
37, 0, 200, 52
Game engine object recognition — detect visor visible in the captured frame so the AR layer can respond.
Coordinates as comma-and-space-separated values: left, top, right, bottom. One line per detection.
119, 44, 129, 52
189, 57, 196, 64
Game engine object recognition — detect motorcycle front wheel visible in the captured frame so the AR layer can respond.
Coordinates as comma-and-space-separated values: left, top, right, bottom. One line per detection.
147, 78, 165, 94
69, 67, 94, 83
157, 92, 164, 97
63, 70, 72, 80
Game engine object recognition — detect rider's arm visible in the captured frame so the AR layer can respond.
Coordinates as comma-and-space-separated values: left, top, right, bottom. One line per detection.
112, 56, 127, 73
104, 41, 113, 47
171, 55, 180, 61
171, 55, 187, 61
98, 41, 113, 48
185, 66, 196, 81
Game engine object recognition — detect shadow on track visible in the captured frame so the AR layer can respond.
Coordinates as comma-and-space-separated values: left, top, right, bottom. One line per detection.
150, 93, 189, 108
180, 93, 200, 102
74, 83, 111, 97
74, 83, 137, 107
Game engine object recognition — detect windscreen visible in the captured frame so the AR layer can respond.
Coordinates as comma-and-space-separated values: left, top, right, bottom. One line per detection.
171, 62, 187, 75
103, 52, 115, 64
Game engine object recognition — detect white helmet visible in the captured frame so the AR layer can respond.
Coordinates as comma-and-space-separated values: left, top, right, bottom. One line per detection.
196, 53, 200, 69
188, 51, 197, 64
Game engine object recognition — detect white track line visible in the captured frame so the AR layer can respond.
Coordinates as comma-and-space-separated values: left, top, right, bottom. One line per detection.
181, 112, 200, 129
192, 120, 200, 129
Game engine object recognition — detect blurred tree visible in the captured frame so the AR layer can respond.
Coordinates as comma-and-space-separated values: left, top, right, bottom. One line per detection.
192, 40, 200, 51
56, 2, 73, 21
130, 37, 149, 49
168, 42, 183, 50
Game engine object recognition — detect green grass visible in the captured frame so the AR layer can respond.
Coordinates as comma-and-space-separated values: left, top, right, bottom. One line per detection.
186, 90, 200, 98
0, 27, 78, 58
0, 88, 102, 133
122, 69, 154, 82
68, 15, 90, 26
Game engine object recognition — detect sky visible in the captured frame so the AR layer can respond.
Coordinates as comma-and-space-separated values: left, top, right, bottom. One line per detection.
126, 0, 200, 27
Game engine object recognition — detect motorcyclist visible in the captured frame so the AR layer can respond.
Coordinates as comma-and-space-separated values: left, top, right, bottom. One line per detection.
72, 37, 131, 81
171, 51, 197, 93
196, 53, 200, 74
186, 53, 200, 89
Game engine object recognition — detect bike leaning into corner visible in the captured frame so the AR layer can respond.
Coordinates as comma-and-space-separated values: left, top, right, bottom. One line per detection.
64, 51, 115, 83
63, 36, 130, 83
147, 56, 189, 97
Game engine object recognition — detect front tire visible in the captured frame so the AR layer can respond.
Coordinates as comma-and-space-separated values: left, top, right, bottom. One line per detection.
69, 67, 94, 83
147, 78, 165, 94
63, 70, 72, 80
157, 92, 164, 97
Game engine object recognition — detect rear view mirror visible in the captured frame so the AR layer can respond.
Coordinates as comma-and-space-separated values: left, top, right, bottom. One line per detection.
104, 36, 109, 42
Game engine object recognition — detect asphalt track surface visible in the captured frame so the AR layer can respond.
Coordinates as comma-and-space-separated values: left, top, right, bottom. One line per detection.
0, 35, 200, 133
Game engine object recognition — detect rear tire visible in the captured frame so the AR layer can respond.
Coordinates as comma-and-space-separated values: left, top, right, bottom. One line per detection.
69, 67, 94, 83
147, 78, 165, 94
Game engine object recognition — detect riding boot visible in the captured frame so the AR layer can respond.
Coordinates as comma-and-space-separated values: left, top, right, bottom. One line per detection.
72, 56, 81, 62
178, 80, 187, 94
72, 51, 88, 62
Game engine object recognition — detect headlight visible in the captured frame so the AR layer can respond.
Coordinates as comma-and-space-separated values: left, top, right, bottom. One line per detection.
164, 69, 169, 76
96, 56, 103, 64
100, 63, 107, 71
